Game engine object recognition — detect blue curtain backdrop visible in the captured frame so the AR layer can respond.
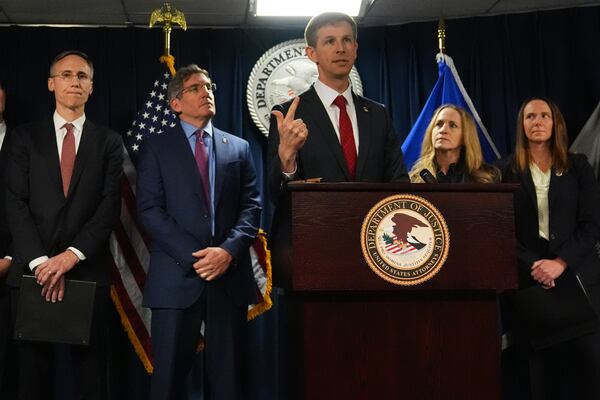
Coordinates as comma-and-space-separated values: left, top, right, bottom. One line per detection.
1, 5, 600, 399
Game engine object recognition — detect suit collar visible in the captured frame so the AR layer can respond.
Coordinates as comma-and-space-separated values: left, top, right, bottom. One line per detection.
169, 123, 209, 211
520, 162, 563, 214
37, 119, 63, 195
180, 119, 214, 140
303, 86, 352, 179
213, 127, 232, 208
66, 119, 96, 197
548, 167, 564, 212
172, 123, 235, 210
354, 93, 372, 181
53, 111, 86, 136
520, 164, 538, 211
313, 79, 353, 108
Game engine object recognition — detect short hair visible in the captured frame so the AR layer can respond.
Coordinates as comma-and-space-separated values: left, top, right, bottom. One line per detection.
409, 104, 499, 183
304, 12, 357, 47
167, 64, 211, 104
49, 50, 94, 78
513, 97, 569, 174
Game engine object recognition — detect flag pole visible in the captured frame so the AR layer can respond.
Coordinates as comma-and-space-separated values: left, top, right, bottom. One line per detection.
149, 2, 187, 76
437, 17, 446, 54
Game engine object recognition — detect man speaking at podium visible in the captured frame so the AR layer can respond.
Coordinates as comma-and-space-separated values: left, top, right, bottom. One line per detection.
267, 11, 408, 195
267, 12, 408, 248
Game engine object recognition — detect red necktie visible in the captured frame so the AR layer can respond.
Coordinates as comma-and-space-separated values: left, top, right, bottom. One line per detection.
332, 95, 357, 180
60, 123, 76, 196
194, 130, 210, 204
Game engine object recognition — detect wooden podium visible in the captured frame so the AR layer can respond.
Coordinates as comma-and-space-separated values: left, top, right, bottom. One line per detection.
271, 183, 518, 400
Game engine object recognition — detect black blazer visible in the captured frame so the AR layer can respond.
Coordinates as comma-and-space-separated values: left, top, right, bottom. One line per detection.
0, 126, 11, 259
500, 153, 600, 287
5, 118, 123, 287
267, 86, 407, 196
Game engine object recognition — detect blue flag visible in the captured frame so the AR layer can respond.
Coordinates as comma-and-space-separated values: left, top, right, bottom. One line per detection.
401, 54, 500, 170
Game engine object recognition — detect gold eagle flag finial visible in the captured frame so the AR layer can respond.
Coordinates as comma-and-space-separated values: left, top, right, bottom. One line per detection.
149, 2, 187, 58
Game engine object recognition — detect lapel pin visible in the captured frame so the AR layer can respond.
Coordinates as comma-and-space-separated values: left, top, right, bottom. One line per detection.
222, 137, 228, 144
363, 106, 369, 113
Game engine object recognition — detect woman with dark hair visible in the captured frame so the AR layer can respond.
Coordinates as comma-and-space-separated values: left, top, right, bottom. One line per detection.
500, 97, 600, 399
408, 104, 500, 183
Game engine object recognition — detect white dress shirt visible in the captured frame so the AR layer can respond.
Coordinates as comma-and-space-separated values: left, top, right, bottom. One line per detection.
313, 79, 360, 151
0, 121, 6, 150
0, 120, 9, 260
530, 162, 551, 240
54, 111, 85, 157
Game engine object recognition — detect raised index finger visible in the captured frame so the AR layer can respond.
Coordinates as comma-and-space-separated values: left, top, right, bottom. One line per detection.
285, 96, 301, 122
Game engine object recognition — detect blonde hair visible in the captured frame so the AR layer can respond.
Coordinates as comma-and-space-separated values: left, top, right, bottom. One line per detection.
513, 97, 569, 174
409, 104, 498, 183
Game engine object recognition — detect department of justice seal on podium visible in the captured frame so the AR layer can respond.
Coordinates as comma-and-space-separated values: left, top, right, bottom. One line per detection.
361, 194, 450, 286
246, 39, 363, 137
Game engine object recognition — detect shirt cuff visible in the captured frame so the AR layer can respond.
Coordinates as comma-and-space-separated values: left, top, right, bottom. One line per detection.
4, 256, 11, 260
282, 163, 297, 180
68, 247, 86, 261
29, 256, 49, 271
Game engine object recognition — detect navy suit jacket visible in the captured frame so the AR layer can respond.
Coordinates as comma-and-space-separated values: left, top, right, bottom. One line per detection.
136, 123, 261, 310
499, 153, 600, 287
267, 85, 407, 196
5, 118, 123, 287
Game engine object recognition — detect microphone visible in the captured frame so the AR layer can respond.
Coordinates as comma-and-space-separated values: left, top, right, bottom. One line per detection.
419, 169, 438, 183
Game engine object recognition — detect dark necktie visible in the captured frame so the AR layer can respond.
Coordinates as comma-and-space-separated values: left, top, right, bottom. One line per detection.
60, 123, 76, 196
194, 130, 210, 205
332, 95, 357, 180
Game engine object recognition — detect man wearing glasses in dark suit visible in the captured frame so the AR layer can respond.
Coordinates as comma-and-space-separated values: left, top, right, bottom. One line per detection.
136, 64, 261, 400
5, 50, 123, 400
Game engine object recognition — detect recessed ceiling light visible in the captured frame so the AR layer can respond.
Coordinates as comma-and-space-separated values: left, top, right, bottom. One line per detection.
255, 0, 364, 17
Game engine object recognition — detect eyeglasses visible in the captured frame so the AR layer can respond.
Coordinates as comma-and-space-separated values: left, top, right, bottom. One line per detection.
50, 71, 92, 82
179, 82, 217, 97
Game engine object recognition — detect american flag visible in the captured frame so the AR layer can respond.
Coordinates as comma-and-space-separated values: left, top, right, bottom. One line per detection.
109, 69, 272, 373
123, 73, 178, 158
384, 234, 419, 255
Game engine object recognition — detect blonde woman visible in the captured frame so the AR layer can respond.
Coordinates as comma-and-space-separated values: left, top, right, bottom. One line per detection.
409, 104, 499, 183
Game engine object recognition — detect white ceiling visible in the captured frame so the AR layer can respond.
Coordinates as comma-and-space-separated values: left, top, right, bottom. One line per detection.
0, 0, 599, 28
